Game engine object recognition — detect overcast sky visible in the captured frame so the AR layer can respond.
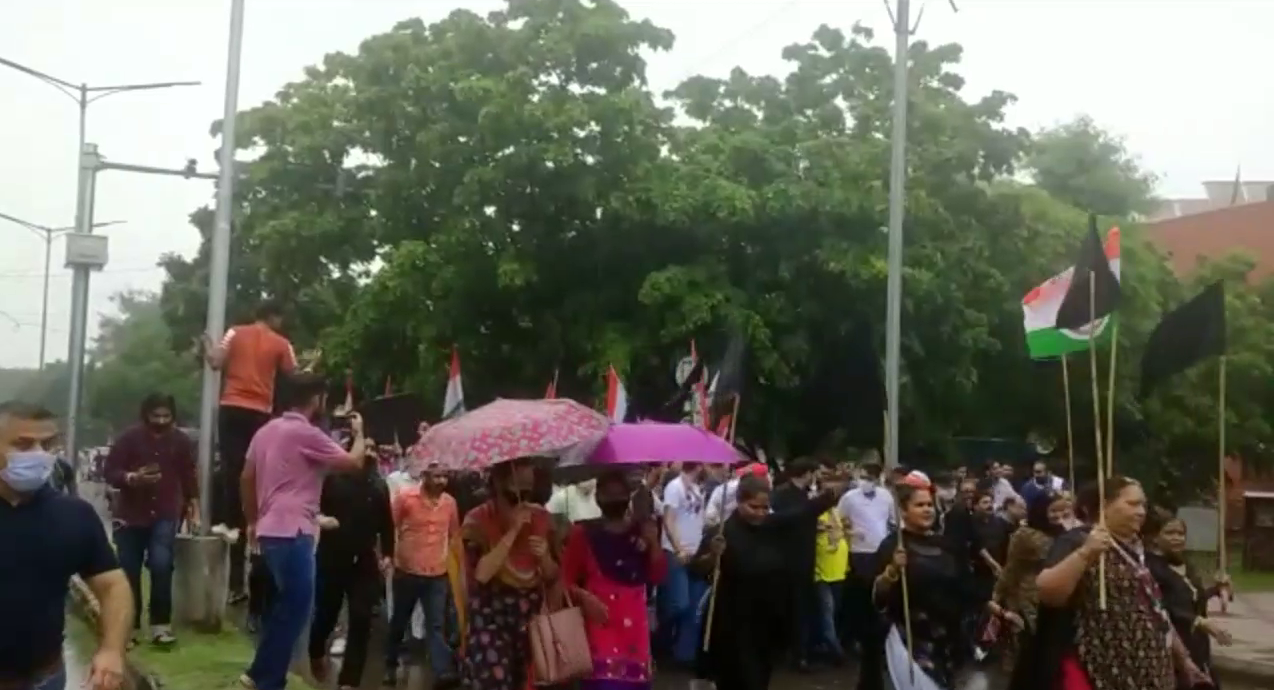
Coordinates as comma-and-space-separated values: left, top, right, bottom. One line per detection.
1, 0, 1270, 369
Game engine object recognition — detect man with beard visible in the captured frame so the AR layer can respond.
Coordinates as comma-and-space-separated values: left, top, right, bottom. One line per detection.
385, 464, 461, 686
308, 447, 394, 689
103, 393, 198, 647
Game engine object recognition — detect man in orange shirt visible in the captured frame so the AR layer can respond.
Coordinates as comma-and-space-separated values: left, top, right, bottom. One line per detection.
204, 300, 297, 602
384, 465, 459, 686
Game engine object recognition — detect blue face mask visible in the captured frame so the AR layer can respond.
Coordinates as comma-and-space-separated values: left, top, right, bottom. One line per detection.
1, 450, 55, 493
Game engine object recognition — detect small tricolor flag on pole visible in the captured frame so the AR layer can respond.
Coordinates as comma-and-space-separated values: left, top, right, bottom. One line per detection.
605, 366, 628, 423
443, 347, 465, 419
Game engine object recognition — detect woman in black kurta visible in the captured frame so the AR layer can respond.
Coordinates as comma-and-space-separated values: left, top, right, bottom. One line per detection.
695, 475, 837, 690
1145, 513, 1232, 688
872, 482, 990, 689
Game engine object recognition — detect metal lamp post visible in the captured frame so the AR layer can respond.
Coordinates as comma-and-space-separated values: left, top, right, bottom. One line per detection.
0, 56, 199, 197
0, 211, 124, 369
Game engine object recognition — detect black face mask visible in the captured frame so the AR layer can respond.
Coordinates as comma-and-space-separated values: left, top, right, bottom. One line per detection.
148, 421, 173, 432
500, 489, 523, 505
1034, 476, 1048, 486
598, 499, 629, 520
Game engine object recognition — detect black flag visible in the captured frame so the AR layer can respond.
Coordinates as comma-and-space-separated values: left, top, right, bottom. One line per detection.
708, 330, 746, 429
1139, 281, 1227, 399
361, 393, 427, 447
1054, 215, 1122, 330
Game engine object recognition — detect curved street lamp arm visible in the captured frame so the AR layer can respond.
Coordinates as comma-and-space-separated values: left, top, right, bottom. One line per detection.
0, 56, 81, 101
85, 80, 202, 104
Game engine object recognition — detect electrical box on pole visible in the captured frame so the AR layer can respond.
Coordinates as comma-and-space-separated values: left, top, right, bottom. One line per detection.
64, 233, 109, 270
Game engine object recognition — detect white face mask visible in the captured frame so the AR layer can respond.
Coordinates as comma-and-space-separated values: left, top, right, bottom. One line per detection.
860, 479, 877, 491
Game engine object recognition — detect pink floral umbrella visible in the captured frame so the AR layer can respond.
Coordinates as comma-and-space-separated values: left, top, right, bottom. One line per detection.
410, 398, 610, 471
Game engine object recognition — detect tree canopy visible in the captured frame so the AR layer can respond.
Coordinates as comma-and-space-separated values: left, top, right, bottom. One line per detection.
151, 0, 1274, 500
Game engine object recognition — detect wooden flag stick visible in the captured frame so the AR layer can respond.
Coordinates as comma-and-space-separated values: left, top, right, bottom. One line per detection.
1218, 355, 1229, 613
1105, 321, 1119, 477
882, 410, 915, 682
1062, 355, 1076, 492
702, 393, 742, 652
1087, 279, 1108, 610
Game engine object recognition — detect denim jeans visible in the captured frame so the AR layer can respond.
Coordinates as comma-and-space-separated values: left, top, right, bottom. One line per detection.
812, 580, 846, 657
114, 519, 178, 630
658, 550, 708, 665
386, 571, 453, 678
248, 534, 316, 690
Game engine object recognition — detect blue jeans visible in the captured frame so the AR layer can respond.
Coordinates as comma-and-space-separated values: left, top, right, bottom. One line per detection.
387, 571, 453, 677
114, 519, 178, 629
658, 550, 708, 664
248, 535, 316, 690
812, 581, 846, 657
22, 666, 65, 690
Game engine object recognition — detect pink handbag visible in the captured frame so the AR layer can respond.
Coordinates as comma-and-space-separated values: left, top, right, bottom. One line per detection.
529, 587, 592, 685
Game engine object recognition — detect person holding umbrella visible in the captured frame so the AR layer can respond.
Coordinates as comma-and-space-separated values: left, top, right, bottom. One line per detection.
411, 398, 612, 690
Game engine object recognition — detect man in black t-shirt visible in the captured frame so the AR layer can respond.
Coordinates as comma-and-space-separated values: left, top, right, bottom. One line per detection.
1, 402, 132, 690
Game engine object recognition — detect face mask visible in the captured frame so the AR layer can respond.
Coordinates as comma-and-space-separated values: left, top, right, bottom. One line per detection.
148, 420, 173, 432
1034, 476, 1048, 486
598, 498, 629, 520
2, 451, 55, 493
500, 489, 523, 505
860, 479, 877, 491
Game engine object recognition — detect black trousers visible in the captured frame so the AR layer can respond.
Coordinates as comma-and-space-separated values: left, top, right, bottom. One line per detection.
846, 553, 884, 690
309, 554, 380, 688
215, 405, 271, 594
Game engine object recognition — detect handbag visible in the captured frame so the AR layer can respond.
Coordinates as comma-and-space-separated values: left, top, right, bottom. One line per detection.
528, 585, 592, 685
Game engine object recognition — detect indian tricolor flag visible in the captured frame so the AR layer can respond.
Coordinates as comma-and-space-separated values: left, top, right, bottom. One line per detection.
442, 346, 465, 419
1022, 227, 1121, 360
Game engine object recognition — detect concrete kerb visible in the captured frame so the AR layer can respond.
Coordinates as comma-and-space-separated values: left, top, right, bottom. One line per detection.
1213, 650, 1274, 686
67, 576, 159, 690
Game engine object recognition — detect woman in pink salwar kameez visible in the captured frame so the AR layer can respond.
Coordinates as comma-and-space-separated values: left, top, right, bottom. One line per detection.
561, 471, 667, 690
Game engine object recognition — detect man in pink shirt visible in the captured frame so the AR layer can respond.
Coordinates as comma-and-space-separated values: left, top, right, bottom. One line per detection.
238, 373, 366, 690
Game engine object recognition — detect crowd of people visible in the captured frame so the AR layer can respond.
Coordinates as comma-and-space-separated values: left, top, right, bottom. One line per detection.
0, 299, 1243, 690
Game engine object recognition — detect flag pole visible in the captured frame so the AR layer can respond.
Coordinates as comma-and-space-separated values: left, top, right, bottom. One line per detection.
1218, 355, 1229, 613
1105, 321, 1119, 477
887, 404, 916, 682
702, 393, 742, 653
1062, 355, 1076, 492
1088, 278, 1107, 610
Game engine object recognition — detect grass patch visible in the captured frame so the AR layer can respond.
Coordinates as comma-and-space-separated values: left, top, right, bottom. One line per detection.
1188, 549, 1274, 592
125, 572, 306, 690
129, 629, 256, 690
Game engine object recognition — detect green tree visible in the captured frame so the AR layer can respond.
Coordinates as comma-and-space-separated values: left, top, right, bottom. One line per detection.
155, 0, 1273, 500
1026, 115, 1159, 218
86, 291, 201, 436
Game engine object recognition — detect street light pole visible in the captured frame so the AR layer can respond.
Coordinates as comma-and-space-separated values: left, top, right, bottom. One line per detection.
0, 56, 199, 222
197, 0, 247, 536
883, 0, 910, 471
0, 211, 123, 369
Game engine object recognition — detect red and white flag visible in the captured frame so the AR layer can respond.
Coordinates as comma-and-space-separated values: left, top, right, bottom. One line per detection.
443, 347, 465, 419
544, 369, 559, 399
605, 366, 628, 423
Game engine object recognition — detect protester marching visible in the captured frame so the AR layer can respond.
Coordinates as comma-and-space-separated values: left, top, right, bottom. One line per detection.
2, 2, 1265, 689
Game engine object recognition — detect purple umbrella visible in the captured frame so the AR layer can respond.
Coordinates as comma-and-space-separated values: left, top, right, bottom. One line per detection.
554, 422, 741, 482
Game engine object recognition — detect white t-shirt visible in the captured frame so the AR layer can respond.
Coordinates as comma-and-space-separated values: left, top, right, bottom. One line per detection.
992, 477, 1021, 511
661, 475, 706, 554
705, 478, 740, 526
546, 484, 601, 523
838, 484, 895, 554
